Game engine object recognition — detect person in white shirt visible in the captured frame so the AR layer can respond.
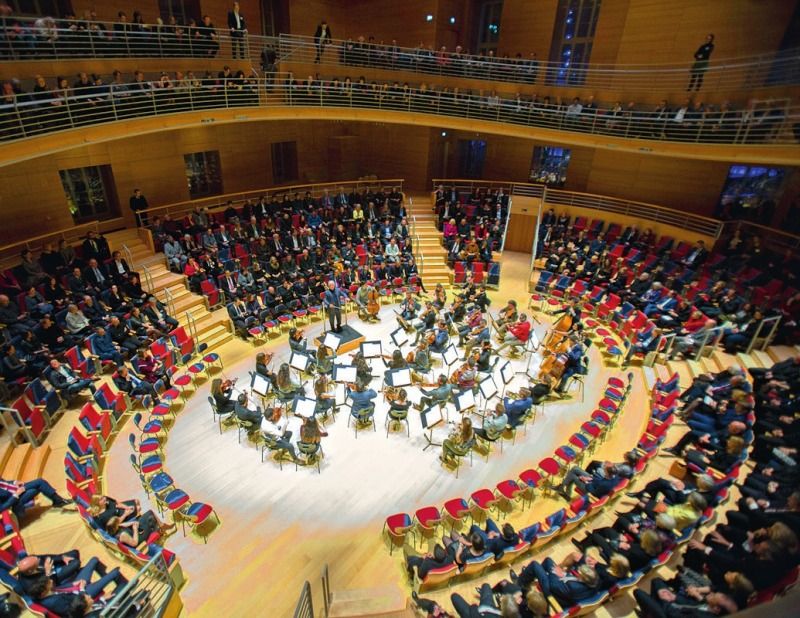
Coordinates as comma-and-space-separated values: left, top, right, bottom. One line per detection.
260, 407, 300, 462
64, 303, 92, 335
385, 238, 401, 262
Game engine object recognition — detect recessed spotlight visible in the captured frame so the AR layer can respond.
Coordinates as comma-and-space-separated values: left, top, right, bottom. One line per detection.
441, 131, 447, 137
426, 14, 433, 22
449, 16, 456, 24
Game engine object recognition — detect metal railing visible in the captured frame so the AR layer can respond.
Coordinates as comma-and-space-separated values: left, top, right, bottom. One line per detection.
276, 33, 800, 92
431, 179, 724, 239
1, 78, 797, 147
140, 178, 405, 222
162, 286, 176, 317
0, 220, 100, 270
185, 309, 199, 343
98, 548, 176, 617
292, 581, 314, 618
3, 15, 798, 92
140, 264, 155, 293
693, 326, 726, 362
745, 315, 782, 354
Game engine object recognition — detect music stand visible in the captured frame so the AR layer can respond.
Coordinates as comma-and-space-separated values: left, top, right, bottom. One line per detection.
361, 340, 383, 359
421, 405, 444, 451
333, 364, 357, 383
390, 327, 409, 348
443, 343, 460, 368
499, 361, 514, 397
251, 373, 271, 398
293, 397, 317, 419
517, 329, 543, 378
323, 332, 341, 352
290, 351, 311, 373
479, 375, 498, 400
454, 388, 476, 414
386, 368, 412, 387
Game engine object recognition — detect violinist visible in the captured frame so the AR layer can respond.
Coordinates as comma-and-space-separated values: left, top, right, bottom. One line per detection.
398, 291, 420, 322
313, 374, 335, 418
315, 344, 334, 375
289, 327, 310, 354
411, 301, 438, 344
445, 296, 467, 324
414, 374, 454, 412
441, 417, 474, 464
474, 403, 508, 441
211, 377, 235, 415
493, 300, 518, 331
451, 357, 477, 391
469, 284, 491, 313
432, 283, 447, 310
497, 314, 531, 353
503, 387, 533, 428
407, 340, 431, 377
457, 307, 483, 342
476, 339, 495, 373
255, 352, 275, 382
430, 319, 450, 353
461, 318, 490, 356
556, 336, 589, 394
382, 349, 409, 370
350, 351, 374, 388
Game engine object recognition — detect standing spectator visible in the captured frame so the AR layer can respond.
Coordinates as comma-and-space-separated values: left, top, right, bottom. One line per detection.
227, 2, 248, 59
688, 34, 715, 92
314, 20, 332, 63
129, 188, 149, 227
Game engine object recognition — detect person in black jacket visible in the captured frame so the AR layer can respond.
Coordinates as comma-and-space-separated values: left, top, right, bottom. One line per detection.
314, 20, 332, 63
688, 34, 715, 92
46, 359, 95, 397
112, 365, 158, 401
0, 476, 72, 517
227, 2, 248, 59
16, 552, 105, 596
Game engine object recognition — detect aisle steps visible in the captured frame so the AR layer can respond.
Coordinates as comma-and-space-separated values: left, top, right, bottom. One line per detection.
105, 231, 233, 349
407, 197, 450, 285
327, 586, 411, 618
0, 442, 52, 482
768, 345, 798, 363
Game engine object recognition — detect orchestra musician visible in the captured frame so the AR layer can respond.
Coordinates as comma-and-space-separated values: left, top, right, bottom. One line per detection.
493, 300, 518, 331
275, 363, 305, 399
289, 327, 310, 354
432, 283, 447, 310
444, 296, 467, 325
496, 314, 532, 354
396, 291, 420, 331
555, 336, 589, 394
461, 318, 490, 356
350, 351, 374, 388
255, 352, 275, 382
474, 403, 509, 441
261, 406, 301, 463
441, 417, 474, 464
414, 374, 454, 411
430, 320, 450, 353
456, 307, 483, 343
411, 301, 438, 344
354, 281, 380, 323
234, 391, 262, 425
315, 344, 334, 375
382, 349, 409, 371
407, 340, 432, 377
211, 377, 235, 414
476, 339, 496, 373
503, 387, 533, 427
450, 357, 478, 391
313, 374, 335, 418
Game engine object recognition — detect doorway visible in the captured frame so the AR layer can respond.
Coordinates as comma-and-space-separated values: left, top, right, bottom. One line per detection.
458, 139, 487, 178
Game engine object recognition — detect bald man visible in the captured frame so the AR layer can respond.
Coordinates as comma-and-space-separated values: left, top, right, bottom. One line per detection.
16, 551, 112, 596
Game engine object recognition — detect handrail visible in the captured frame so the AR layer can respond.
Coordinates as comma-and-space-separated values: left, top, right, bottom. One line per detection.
185, 310, 199, 344
140, 265, 155, 294
693, 326, 726, 362
0, 79, 797, 149
431, 178, 724, 239
2, 14, 798, 91
98, 547, 175, 617
162, 287, 176, 318
141, 178, 405, 221
292, 580, 314, 618
120, 243, 135, 269
0, 221, 99, 258
277, 33, 800, 91
745, 315, 782, 354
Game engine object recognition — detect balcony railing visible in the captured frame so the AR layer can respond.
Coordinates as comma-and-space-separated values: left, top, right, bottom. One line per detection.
1, 15, 799, 92
431, 179, 723, 238
1, 78, 797, 147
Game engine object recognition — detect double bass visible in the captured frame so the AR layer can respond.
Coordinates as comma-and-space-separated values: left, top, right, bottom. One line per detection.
366, 285, 380, 319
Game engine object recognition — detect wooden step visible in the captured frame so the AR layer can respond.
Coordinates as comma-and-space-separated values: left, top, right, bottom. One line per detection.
327, 586, 408, 618
0, 441, 15, 476
711, 350, 743, 374
198, 324, 233, 348
4, 443, 32, 480
751, 350, 775, 369
665, 359, 694, 389
736, 352, 761, 370
768, 345, 798, 363
20, 445, 51, 482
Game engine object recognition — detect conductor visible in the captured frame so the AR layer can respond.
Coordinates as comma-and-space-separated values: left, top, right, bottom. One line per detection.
323, 280, 349, 333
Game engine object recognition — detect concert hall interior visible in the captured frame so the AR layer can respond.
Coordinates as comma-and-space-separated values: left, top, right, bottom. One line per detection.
0, 1, 799, 618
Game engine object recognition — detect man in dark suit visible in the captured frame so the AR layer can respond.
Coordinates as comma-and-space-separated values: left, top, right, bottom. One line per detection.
83, 258, 110, 291
129, 188, 149, 227
113, 365, 158, 400
143, 296, 178, 331
0, 476, 72, 517
27, 569, 128, 617
314, 20, 332, 63
81, 231, 103, 262
322, 280, 348, 333
227, 1, 248, 59
556, 461, 620, 500
16, 552, 106, 596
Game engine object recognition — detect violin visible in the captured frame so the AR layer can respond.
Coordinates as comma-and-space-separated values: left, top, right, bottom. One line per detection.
222, 377, 238, 390
449, 361, 471, 385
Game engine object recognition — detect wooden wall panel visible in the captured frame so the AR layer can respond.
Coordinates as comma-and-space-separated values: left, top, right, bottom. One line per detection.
505, 212, 538, 253
347, 123, 432, 189
588, 0, 631, 66
497, 0, 558, 60
584, 150, 730, 216
612, 0, 798, 66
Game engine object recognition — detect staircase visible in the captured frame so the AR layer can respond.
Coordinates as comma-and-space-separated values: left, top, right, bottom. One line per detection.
105, 229, 233, 349
407, 196, 450, 286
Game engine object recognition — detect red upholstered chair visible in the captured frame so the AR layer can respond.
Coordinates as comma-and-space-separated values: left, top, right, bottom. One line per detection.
414, 506, 442, 546
470, 488, 498, 522
441, 498, 471, 531
383, 513, 414, 555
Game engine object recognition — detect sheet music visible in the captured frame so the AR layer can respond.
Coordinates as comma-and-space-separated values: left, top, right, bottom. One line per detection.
421, 405, 444, 429
361, 341, 383, 358
443, 344, 459, 366
294, 397, 317, 418
406, 388, 422, 405
333, 365, 357, 383
530, 331, 541, 350
456, 388, 476, 411
334, 383, 348, 405
250, 373, 271, 397
391, 368, 412, 387
290, 352, 310, 372
323, 332, 341, 350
